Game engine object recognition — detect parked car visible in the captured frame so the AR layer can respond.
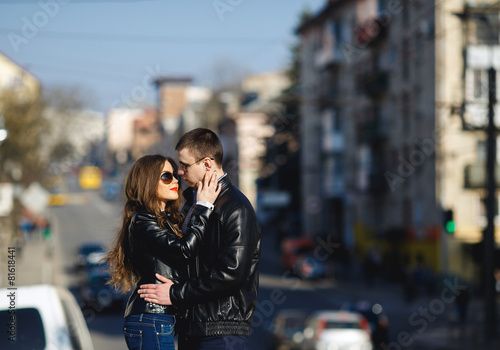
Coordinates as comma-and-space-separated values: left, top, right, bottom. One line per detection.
80, 263, 127, 312
281, 238, 315, 272
74, 241, 106, 270
293, 255, 327, 280
281, 238, 326, 280
301, 310, 373, 350
0, 284, 94, 350
268, 309, 310, 350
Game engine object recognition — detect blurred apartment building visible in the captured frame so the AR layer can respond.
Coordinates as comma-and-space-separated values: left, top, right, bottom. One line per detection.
297, 0, 500, 283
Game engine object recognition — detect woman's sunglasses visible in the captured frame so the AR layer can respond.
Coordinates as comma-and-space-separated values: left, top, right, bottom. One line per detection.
160, 171, 179, 185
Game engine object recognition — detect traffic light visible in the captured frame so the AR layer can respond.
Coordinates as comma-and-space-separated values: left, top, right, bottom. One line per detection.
443, 209, 455, 234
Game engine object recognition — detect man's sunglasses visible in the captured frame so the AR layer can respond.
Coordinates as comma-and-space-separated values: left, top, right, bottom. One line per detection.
160, 171, 179, 185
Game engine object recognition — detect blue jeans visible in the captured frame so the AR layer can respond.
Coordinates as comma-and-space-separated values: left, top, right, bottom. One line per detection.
178, 335, 247, 350
123, 313, 176, 350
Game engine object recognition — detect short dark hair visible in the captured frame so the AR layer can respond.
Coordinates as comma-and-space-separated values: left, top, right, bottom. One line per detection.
175, 128, 223, 166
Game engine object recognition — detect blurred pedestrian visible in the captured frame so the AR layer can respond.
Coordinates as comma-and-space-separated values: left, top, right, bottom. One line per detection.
455, 284, 470, 326
138, 128, 262, 350
363, 246, 382, 287
401, 263, 417, 303
103, 154, 220, 350
372, 315, 389, 350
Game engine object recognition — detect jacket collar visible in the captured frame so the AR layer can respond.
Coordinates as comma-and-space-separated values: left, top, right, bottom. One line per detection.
182, 175, 232, 205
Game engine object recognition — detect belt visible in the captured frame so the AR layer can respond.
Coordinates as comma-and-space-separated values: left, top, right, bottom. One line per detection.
146, 302, 177, 315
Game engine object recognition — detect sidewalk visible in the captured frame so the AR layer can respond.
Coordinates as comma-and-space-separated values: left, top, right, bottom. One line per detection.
1, 232, 55, 288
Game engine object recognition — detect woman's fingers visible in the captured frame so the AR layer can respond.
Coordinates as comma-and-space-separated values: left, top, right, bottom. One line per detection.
197, 170, 219, 202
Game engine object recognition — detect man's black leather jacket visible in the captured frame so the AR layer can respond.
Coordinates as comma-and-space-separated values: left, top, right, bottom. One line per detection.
170, 176, 262, 337
124, 206, 212, 318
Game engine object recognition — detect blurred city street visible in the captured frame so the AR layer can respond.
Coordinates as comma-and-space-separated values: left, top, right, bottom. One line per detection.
3, 1, 500, 349
8, 183, 500, 350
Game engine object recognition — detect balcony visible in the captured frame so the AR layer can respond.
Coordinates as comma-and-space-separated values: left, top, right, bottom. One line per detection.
314, 45, 345, 70
353, 15, 390, 48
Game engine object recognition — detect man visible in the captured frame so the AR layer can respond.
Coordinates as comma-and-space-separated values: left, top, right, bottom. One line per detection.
138, 128, 261, 350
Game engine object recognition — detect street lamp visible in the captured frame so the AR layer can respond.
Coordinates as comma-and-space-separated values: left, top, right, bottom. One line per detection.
453, 10, 497, 339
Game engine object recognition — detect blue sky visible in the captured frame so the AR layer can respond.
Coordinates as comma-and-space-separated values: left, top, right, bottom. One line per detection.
0, 0, 325, 112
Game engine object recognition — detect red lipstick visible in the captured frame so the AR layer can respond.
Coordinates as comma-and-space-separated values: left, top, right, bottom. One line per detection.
171, 187, 178, 192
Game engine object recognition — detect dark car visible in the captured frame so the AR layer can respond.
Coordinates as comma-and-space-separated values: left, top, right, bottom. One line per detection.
74, 241, 107, 271
267, 309, 310, 350
80, 264, 127, 312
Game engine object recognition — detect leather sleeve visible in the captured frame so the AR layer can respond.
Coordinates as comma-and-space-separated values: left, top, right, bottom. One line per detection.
170, 204, 260, 306
131, 206, 212, 259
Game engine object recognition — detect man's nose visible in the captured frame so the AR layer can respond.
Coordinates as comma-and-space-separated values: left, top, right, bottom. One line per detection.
178, 168, 185, 175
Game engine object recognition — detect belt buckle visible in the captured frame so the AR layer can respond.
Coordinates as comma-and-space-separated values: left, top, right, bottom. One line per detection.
147, 302, 167, 313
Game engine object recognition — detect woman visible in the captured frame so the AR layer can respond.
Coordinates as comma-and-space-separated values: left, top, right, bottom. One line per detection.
103, 154, 220, 350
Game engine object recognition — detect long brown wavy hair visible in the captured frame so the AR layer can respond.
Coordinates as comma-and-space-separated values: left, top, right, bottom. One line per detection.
103, 154, 184, 292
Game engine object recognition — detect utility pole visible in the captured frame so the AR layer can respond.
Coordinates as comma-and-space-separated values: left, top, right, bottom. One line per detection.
453, 11, 498, 339
485, 65, 497, 339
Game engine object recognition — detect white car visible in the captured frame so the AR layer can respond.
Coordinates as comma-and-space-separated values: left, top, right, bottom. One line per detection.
0, 284, 95, 350
302, 310, 373, 350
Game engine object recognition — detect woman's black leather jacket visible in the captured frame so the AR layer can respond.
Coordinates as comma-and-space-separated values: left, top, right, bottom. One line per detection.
124, 205, 212, 317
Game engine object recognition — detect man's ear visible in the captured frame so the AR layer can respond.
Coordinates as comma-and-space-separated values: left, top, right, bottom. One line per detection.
204, 158, 213, 170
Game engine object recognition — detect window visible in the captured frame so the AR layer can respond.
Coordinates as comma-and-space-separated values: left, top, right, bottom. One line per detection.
415, 32, 423, 64
333, 108, 342, 131
402, 41, 410, 81
477, 139, 487, 163
472, 69, 487, 100
403, 197, 413, 226
402, 93, 410, 132
333, 21, 343, 48
402, 0, 409, 24
0, 308, 46, 349
468, 13, 500, 45
390, 45, 397, 64
415, 87, 422, 119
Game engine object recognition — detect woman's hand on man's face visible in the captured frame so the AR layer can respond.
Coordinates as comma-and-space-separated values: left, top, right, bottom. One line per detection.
196, 170, 221, 204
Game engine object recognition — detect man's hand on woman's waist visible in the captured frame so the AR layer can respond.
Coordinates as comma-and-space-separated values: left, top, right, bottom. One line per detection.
138, 273, 173, 305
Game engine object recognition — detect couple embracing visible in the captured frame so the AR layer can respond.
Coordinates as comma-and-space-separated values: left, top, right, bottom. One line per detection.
104, 128, 261, 350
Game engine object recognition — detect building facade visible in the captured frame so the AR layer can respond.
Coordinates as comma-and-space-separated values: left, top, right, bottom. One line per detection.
297, 0, 500, 282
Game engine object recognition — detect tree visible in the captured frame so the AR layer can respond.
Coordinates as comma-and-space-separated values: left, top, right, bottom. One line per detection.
40, 85, 98, 172
0, 84, 94, 184
201, 58, 252, 91
0, 90, 46, 184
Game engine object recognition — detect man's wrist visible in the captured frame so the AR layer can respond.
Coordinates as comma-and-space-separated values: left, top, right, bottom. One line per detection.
196, 201, 214, 210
